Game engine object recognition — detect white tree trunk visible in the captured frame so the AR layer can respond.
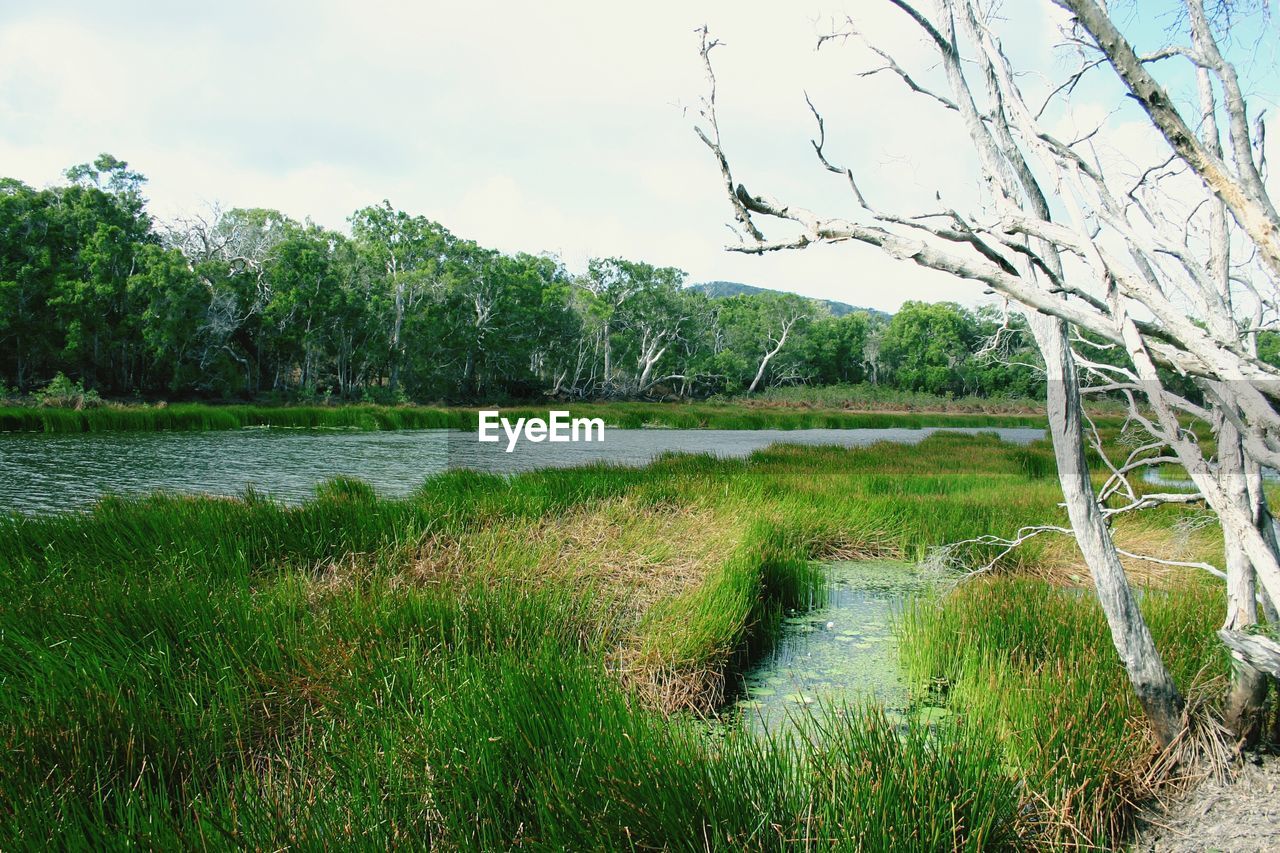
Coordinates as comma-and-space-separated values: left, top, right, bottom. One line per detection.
747, 317, 797, 393
1029, 312, 1186, 746
1218, 422, 1270, 741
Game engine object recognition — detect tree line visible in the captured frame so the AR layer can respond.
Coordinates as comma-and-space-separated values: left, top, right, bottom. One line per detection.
0, 155, 1041, 403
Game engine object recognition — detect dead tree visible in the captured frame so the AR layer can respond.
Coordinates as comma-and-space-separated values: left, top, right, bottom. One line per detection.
695, 0, 1280, 745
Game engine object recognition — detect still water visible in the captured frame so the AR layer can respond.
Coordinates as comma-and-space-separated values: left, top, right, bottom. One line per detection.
733, 560, 941, 733
0, 425, 1043, 514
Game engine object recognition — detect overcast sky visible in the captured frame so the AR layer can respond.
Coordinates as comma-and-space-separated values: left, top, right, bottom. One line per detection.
2, 1, 1276, 312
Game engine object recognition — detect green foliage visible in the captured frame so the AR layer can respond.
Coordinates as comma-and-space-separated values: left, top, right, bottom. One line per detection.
879, 301, 974, 395
1257, 330, 1280, 368
0, 400, 1047, 434
731, 382, 1085, 413
800, 312, 872, 385
710, 292, 815, 392
33, 372, 102, 408
879, 302, 1041, 398
1, 160, 1047, 404
898, 576, 1224, 846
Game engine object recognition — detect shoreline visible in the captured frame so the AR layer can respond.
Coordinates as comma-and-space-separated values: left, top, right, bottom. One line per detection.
0, 400, 1060, 434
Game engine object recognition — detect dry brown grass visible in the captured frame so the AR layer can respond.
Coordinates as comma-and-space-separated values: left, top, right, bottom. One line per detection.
352, 496, 747, 710
395, 497, 741, 614
1027, 515, 1223, 590
298, 497, 749, 712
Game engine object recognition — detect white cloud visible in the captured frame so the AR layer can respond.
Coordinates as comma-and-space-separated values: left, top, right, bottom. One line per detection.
4, 0, 1231, 315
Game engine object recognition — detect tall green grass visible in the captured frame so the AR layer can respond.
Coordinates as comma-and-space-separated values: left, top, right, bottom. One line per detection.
722, 382, 1132, 417
0, 434, 1218, 847
0, 400, 1046, 434
898, 576, 1225, 846
2, 607, 1022, 849
0, 402, 475, 433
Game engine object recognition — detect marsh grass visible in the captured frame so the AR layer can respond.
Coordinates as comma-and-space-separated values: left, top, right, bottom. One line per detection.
898, 575, 1225, 846
0, 400, 1047, 434
720, 382, 1050, 414
0, 433, 1226, 848
0, 402, 474, 433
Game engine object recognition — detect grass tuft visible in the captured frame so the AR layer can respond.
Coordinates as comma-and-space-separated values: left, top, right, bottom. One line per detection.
0, 432, 1226, 848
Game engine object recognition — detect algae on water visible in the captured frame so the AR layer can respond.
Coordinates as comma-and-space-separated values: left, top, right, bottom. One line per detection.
733, 560, 935, 732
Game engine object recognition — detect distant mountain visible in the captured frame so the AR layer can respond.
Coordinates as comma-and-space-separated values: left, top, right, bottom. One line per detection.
689, 281, 890, 321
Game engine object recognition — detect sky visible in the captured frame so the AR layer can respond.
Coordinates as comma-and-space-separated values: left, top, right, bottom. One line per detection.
1, 1, 1276, 313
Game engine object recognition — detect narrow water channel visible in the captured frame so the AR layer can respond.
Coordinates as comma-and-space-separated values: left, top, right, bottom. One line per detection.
733, 560, 939, 732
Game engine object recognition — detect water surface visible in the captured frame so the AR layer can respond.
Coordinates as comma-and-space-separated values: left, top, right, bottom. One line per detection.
733, 560, 940, 733
0, 426, 1043, 514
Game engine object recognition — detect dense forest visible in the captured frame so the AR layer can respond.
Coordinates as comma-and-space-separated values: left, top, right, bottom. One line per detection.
0, 155, 1044, 403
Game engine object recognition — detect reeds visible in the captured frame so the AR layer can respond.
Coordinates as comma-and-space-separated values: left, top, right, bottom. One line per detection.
0, 401, 1047, 434
898, 575, 1226, 846
0, 433, 1220, 848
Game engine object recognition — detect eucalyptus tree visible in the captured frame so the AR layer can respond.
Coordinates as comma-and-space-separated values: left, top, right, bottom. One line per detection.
800, 312, 872, 387
350, 203, 450, 395
714, 291, 814, 392
164, 206, 295, 394
548, 274, 610, 398
126, 244, 207, 392
585, 258, 694, 395
695, 0, 1280, 745
0, 179, 59, 391
40, 158, 154, 394
672, 288, 718, 397
430, 247, 578, 399
611, 263, 696, 395
878, 302, 977, 397
261, 224, 349, 394
64, 154, 147, 197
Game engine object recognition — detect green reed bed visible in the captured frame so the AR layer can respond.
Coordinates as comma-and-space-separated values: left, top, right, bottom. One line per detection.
899, 575, 1225, 847
3, 607, 1021, 850
0, 403, 475, 434
0, 434, 1221, 848
0, 400, 1047, 434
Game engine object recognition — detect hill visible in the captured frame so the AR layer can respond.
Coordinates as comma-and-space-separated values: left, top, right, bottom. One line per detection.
689, 281, 890, 321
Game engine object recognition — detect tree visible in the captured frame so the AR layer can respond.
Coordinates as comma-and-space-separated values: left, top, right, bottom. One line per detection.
262, 224, 347, 394
965, 307, 1043, 398
164, 206, 294, 396
350, 202, 450, 396
715, 292, 813, 392
800, 312, 871, 386
428, 247, 577, 400
585, 258, 692, 396
64, 153, 147, 197
128, 244, 207, 392
0, 180, 58, 390
4, 156, 1099, 406
878, 301, 976, 396
46, 172, 155, 393
694, 1, 1280, 747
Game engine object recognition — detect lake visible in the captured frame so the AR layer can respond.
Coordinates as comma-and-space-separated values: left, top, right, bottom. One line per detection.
0, 425, 1044, 514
